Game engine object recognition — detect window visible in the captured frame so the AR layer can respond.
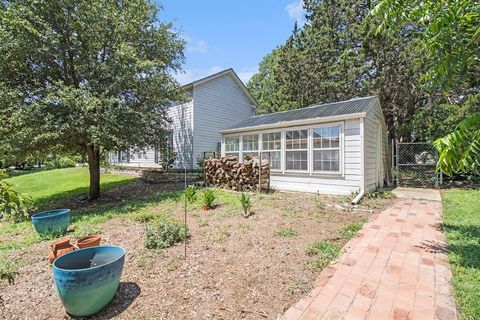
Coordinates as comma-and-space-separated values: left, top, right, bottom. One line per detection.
262, 132, 281, 170
242, 134, 259, 159
312, 126, 340, 172
225, 136, 239, 159
285, 130, 308, 171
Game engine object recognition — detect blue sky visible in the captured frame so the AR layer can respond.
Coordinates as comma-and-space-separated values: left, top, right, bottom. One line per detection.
158, 0, 306, 85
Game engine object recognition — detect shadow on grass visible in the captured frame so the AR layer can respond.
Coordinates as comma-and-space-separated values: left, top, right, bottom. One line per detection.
34, 179, 136, 210
443, 223, 480, 269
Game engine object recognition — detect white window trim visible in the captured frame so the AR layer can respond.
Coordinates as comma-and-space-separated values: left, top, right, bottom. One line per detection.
284, 128, 309, 173
224, 135, 240, 158
221, 121, 344, 176
260, 130, 282, 172
311, 123, 344, 175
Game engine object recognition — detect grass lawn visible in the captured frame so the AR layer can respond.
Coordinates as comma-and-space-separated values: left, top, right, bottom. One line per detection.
5, 167, 135, 208
442, 189, 480, 320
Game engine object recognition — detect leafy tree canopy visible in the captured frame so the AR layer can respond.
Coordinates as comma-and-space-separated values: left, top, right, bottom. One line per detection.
0, 0, 185, 198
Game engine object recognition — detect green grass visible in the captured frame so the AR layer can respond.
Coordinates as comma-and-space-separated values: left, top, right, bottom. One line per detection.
275, 228, 299, 237
306, 240, 341, 270
442, 189, 480, 320
339, 221, 364, 240
5, 167, 135, 208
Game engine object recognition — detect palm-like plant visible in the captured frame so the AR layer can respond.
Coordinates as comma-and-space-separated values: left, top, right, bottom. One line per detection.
240, 193, 251, 217
434, 112, 480, 175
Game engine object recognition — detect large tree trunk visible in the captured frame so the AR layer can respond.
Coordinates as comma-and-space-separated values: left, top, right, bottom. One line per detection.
86, 143, 101, 200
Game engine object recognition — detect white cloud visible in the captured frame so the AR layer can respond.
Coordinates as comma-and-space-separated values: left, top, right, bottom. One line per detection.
188, 39, 208, 54
237, 68, 257, 84
175, 66, 257, 85
285, 0, 306, 27
175, 66, 225, 85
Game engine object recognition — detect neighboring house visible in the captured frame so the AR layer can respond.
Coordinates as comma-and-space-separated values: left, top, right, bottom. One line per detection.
109, 68, 258, 169
219, 96, 389, 195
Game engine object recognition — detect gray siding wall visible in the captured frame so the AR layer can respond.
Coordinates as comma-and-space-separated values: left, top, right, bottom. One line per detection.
168, 100, 194, 169
192, 74, 254, 167
364, 99, 388, 192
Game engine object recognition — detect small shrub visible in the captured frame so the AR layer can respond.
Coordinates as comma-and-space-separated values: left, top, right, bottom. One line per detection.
0, 180, 32, 222
339, 222, 363, 240
306, 240, 340, 270
144, 216, 189, 249
0, 258, 18, 285
44, 156, 77, 170
184, 185, 198, 204
275, 228, 299, 237
202, 189, 216, 209
240, 193, 251, 217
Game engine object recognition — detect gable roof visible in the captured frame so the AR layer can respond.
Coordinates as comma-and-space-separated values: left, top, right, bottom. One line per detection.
220, 96, 378, 133
181, 68, 259, 107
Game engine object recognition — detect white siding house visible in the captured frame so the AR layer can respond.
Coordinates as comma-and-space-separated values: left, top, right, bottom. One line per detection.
220, 96, 389, 195
109, 69, 257, 169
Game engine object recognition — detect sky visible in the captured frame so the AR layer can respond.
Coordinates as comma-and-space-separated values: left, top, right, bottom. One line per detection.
157, 0, 306, 85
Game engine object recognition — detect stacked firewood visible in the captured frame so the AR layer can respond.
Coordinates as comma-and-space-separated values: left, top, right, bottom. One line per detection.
203, 155, 270, 191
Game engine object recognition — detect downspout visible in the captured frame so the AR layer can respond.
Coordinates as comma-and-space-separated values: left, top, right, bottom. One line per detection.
352, 117, 365, 205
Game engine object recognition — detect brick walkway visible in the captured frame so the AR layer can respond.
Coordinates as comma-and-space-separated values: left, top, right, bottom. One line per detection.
282, 197, 457, 320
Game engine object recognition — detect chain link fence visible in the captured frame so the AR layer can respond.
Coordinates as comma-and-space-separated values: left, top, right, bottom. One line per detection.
393, 141, 442, 187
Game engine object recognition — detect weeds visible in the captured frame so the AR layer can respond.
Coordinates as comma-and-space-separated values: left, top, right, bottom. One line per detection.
286, 281, 308, 294
238, 222, 250, 233
0, 258, 18, 285
275, 228, 299, 237
282, 207, 297, 218
338, 222, 363, 240
145, 215, 189, 249
213, 226, 230, 244
306, 240, 340, 270
166, 256, 182, 271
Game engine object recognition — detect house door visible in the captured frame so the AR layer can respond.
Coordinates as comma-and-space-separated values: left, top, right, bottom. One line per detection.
376, 122, 383, 188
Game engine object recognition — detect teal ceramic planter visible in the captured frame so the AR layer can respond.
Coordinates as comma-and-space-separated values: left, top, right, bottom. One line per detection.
31, 209, 70, 236
52, 246, 126, 317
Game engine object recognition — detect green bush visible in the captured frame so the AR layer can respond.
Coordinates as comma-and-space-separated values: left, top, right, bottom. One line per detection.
0, 258, 18, 285
202, 189, 216, 209
44, 156, 77, 170
0, 179, 32, 222
144, 215, 189, 249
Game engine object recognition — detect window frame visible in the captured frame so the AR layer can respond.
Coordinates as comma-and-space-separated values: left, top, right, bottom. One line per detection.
224, 135, 240, 160
261, 130, 282, 172
310, 122, 344, 175
284, 128, 309, 173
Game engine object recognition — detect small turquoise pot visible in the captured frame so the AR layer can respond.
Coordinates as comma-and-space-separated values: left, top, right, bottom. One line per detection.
31, 209, 70, 236
53, 246, 126, 317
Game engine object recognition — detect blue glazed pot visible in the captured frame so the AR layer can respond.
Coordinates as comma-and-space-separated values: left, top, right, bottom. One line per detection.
31, 209, 70, 236
52, 246, 126, 317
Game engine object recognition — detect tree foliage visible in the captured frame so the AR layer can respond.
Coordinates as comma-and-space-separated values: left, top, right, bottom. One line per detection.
0, 0, 185, 198
374, 0, 480, 175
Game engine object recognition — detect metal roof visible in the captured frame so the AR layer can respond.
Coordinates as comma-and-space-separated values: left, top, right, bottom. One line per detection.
223, 96, 378, 132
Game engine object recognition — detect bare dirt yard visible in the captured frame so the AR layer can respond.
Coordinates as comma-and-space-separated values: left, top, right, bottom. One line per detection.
0, 180, 392, 319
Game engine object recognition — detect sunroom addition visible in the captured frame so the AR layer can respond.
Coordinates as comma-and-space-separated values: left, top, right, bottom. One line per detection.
220, 96, 389, 195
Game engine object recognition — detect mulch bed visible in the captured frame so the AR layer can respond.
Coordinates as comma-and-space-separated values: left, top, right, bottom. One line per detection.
0, 182, 388, 319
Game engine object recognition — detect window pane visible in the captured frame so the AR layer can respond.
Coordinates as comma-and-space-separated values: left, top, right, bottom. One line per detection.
313, 150, 340, 172
313, 126, 340, 149
243, 134, 258, 151
262, 132, 281, 151
286, 130, 308, 150
226, 137, 239, 152
286, 151, 307, 171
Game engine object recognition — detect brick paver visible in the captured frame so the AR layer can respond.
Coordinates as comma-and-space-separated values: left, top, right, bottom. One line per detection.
282, 198, 457, 320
